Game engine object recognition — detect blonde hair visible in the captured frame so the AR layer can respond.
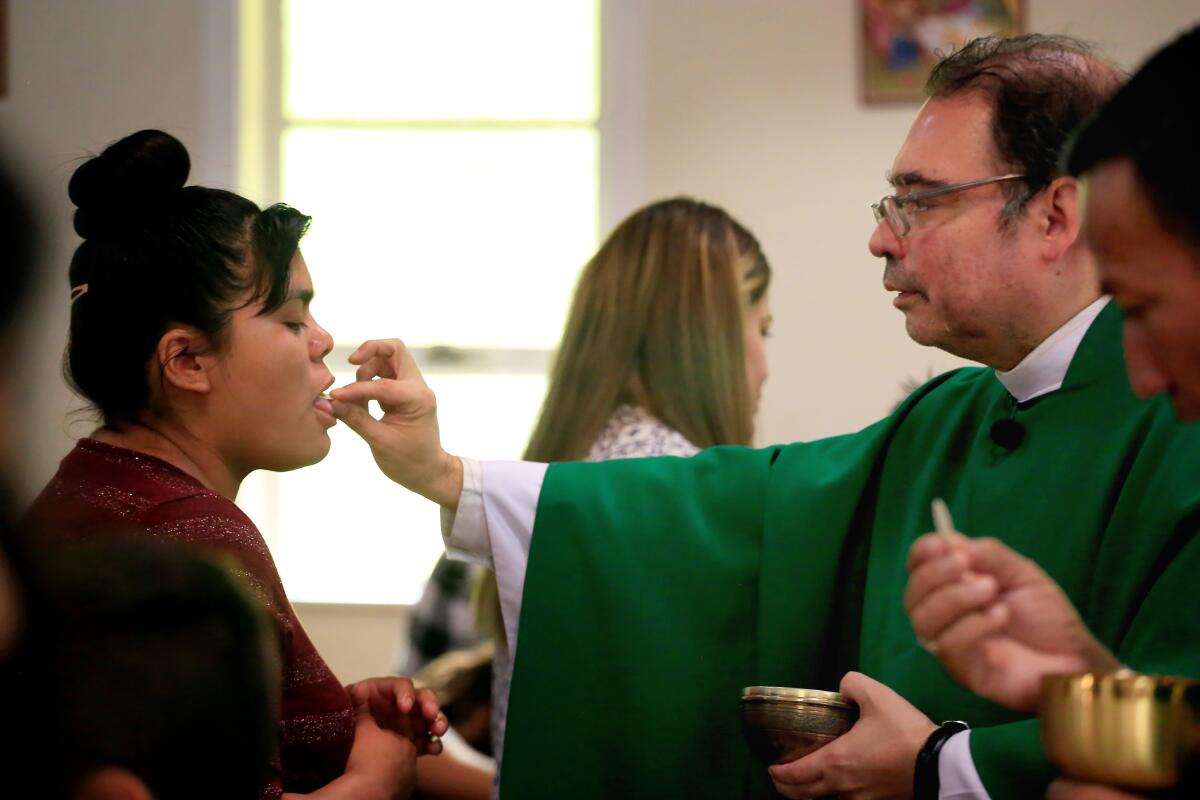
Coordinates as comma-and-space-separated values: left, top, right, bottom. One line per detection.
475, 198, 770, 636
526, 197, 770, 462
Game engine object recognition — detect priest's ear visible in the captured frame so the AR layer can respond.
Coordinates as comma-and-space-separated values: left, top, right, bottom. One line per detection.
155, 325, 215, 396
1032, 176, 1083, 262
72, 767, 155, 800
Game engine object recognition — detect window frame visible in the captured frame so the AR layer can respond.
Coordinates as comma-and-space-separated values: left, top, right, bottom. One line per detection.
236, 0, 599, 604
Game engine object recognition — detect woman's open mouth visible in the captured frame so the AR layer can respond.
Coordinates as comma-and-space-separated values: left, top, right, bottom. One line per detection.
314, 392, 335, 423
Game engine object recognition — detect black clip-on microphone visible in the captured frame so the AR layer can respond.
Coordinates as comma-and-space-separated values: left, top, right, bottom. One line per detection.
989, 417, 1025, 450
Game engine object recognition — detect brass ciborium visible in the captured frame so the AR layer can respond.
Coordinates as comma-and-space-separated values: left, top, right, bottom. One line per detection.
741, 686, 859, 764
1040, 671, 1200, 790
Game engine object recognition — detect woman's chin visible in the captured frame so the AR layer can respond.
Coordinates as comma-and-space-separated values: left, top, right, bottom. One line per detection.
303, 433, 334, 466
264, 433, 332, 473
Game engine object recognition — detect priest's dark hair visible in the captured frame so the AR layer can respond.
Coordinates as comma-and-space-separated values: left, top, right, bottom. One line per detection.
65, 129, 312, 426
927, 33, 1124, 225
1066, 24, 1200, 254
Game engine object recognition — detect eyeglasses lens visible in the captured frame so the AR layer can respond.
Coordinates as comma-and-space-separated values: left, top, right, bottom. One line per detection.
884, 197, 908, 237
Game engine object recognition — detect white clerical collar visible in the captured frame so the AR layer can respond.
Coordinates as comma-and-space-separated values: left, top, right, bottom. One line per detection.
995, 296, 1111, 403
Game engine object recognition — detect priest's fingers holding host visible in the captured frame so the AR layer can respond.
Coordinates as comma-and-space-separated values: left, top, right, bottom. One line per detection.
903, 536, 1120, 712
768, 671, 936, 800
329, 338, 464, 509
348, 337, 424, 385
906, 528, 971, 572
904, 537, 1000, 638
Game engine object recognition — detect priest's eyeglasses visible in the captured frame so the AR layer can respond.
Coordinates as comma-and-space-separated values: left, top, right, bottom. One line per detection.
871, 174, 1026, 238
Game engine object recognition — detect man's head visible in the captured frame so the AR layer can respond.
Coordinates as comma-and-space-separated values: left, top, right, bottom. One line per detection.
870, 34, 1122, 369
11, 540, 279, 799
1067, 25, 1200, 418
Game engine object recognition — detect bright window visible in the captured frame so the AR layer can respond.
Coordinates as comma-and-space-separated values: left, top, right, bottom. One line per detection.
238, 0, 600, 604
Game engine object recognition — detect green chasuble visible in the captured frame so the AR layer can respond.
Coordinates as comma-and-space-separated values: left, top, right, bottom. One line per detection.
500, 303, 1200, 799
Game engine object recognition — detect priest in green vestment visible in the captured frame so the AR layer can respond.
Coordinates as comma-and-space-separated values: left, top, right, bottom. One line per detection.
330, 35, 1200, 800
907, 25, 1200, 800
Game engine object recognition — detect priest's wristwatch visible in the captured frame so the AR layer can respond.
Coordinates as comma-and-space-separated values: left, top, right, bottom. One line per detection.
913, 720, 969, 800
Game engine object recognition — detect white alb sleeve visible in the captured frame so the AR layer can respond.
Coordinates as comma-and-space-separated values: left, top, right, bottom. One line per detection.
441, 457, 490, 564
939, 730, 991, 799
479, 460, 545, 655
439, 457, 547, 655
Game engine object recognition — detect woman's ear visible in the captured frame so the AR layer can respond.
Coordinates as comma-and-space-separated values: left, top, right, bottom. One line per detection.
72, 767, 155, 800
156, 326, 213, 395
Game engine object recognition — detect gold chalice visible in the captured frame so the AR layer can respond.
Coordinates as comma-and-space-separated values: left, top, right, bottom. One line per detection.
1040, 671, 1200, 790
741, 686, 859, 764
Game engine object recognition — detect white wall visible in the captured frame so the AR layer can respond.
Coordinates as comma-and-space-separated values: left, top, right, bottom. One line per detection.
2, 0, 239, 499
4, 0, 1197, 681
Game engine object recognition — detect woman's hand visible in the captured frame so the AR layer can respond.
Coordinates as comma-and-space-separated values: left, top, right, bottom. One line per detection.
347, 676, 448, 756
329, 338, 463, 508
282, 708, 421, 800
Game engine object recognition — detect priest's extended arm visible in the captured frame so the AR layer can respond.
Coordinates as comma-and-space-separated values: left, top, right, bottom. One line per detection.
330, 339, 996, 799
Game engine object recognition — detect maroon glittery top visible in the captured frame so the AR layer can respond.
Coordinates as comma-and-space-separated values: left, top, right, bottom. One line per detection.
27, 439, 355, 798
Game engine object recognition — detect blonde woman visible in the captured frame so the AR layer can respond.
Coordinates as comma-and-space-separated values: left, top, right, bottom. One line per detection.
524, 196, 772, 463
468, 196, 773, 792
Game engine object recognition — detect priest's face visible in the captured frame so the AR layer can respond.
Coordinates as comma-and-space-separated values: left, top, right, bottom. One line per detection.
869, 92, 1045, 368
1084, 158, 1200, 419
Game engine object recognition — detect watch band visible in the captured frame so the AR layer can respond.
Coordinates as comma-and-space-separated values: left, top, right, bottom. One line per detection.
913, 720, 970, 800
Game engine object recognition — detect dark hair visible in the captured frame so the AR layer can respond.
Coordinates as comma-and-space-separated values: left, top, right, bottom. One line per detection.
1067, 25, 1200, 253
927, 34, 1124, 223
13, 538, 278, 799
66, 130, 311, 425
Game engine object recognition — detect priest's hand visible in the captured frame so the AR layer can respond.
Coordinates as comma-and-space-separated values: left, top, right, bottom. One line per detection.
767, 671, 936, 799
1046, 779, 1148, 799
347, 676, 448, 756
329, 338, 464, 509
905, 532, 1120, 713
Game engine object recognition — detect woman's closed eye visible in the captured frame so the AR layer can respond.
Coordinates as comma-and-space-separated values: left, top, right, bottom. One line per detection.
284, 321, 308, 333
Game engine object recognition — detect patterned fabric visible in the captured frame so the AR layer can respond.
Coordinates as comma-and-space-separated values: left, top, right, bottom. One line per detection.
26, 439, 355, 799
584, 404, 701, 461
400, 554, 486, 675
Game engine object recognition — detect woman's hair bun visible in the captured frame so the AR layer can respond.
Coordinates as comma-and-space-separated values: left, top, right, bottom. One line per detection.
69, 129, 191, 241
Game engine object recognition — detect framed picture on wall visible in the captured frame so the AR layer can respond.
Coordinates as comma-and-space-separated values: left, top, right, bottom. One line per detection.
860, 0, 1024, 104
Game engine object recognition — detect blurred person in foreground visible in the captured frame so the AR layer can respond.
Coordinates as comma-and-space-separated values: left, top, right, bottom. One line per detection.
905, 24, 1200, 800
17, 539, 280, 800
